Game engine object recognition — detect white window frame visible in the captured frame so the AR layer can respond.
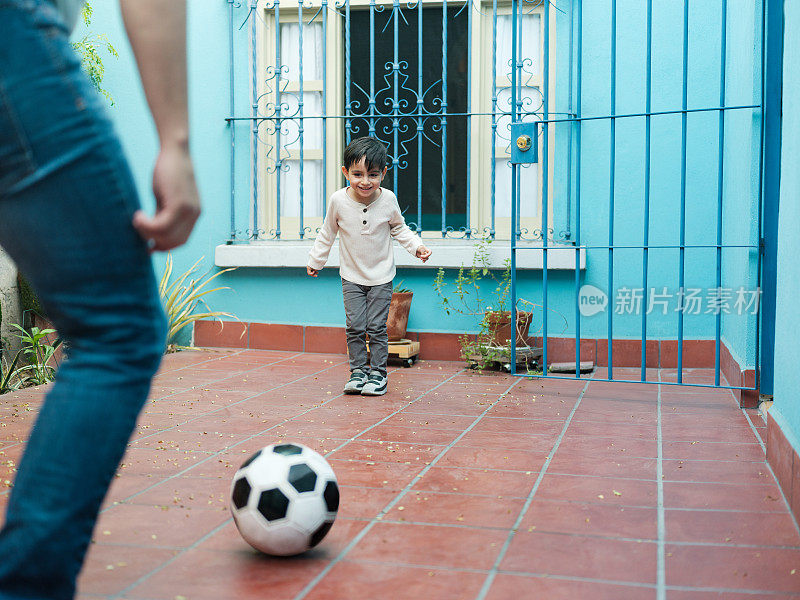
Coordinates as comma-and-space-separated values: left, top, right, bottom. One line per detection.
216, 0, 585, 269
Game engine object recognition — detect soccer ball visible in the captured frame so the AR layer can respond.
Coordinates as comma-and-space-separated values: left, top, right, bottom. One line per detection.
230, 443, 339, 556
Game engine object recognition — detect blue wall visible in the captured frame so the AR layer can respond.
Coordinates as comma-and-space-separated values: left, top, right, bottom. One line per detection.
770, 0, 800, 455
83, 1, 762, 361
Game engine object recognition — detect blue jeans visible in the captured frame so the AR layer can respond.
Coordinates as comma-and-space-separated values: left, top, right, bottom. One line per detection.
0, 2, 167, 598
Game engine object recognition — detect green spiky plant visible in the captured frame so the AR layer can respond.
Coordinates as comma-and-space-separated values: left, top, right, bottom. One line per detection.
159, 255, 239, 352
392, 281, 412, 294
0, 347, 26, 394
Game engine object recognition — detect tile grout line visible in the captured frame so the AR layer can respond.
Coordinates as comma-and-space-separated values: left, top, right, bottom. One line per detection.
1, 350, 308, 501
741, 405, 767, 454
106, 356, 364, 599
143, 349, 310, 408
656, 370, 666, 600
474, 378, 592, 600
109, 364, 467, 599
291, 373, 525, 600
104, 355, 354, 509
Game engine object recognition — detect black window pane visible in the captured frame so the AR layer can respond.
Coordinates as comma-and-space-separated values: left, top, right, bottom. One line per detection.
346, 6, 468, 231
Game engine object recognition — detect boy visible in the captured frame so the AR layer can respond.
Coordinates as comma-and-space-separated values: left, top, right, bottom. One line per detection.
307, 137, 431, 395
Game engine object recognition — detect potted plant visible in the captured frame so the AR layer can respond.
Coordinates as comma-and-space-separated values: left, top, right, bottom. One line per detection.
387, 281, 413, 341
433, 237, 539, 369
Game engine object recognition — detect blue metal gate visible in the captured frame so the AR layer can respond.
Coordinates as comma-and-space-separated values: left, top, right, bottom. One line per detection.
507, 0, 781, 394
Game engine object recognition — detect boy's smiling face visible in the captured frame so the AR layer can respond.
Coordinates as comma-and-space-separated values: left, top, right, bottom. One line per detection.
342, 157, 387, 203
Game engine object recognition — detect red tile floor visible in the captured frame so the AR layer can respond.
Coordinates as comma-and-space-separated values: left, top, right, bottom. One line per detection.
1, 348, 799, 599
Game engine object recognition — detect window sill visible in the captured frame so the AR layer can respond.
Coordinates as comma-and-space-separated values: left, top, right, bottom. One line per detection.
215, 240, 585, 270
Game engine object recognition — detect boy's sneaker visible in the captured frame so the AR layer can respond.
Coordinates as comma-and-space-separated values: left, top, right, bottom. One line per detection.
361, 371, 387, 396
344, 368, 368, 394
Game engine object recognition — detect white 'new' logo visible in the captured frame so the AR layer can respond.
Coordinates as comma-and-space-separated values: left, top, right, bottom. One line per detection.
578, 285, 608, 317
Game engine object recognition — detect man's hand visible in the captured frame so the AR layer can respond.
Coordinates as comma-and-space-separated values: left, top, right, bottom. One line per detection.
307, 266, 319, 277
132, 142, 200, 252
416, 245, 432, 263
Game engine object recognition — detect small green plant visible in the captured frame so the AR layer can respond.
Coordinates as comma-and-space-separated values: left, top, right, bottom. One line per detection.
8, 324, 62, 388
72, 2, 119, 103
433, 237, 565, 370
392, 281, 412, 294
433, 237, 512, 318
159, 254, 239, 352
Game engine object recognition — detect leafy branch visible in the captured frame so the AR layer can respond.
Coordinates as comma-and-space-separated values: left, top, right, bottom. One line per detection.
71, 2, 118, 103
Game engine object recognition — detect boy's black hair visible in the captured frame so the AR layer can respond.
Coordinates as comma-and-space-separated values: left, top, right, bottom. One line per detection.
343, 136, 388, 172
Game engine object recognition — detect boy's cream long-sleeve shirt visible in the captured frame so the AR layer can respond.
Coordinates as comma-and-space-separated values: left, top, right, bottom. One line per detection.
307, 187, 423, 286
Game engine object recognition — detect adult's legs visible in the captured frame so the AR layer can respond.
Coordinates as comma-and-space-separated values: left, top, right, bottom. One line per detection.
0, 3, 166, 598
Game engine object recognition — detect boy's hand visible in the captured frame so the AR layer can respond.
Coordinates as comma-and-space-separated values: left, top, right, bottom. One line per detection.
307, 266, 319, 277
416, 245, 432, 263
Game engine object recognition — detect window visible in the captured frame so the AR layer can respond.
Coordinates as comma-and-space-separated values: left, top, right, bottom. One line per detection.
253, 0, 553, 241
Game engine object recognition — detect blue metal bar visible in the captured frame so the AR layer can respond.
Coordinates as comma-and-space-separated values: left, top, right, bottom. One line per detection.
542, 2, 551, 377
465, 0, 472, 237
345, 0, 351, 145
760, 0, 783, 396
534, 104, 759, 124
441, 0, 448, 237
564, 0, 574, 240
490, 0, 498, 238
369, 0, 376, 136
510, 0, 518, 372
714, 0, 727, 386
227, 104, 759, 123
251, 0, 259, 239
677, 0, 688, 384
514, 3, 522, 242
274, 0, 282, 239
509, 372, 757, 392
392, 0, 400, 192
322, 0, 328, 214
607, 0, 616, 380
640, 0, 652, 381
228, 0, 236, 241
571, 0, 582, 377
298, 1, 305, 239
754, 0, 767, 393
417, 1, 422, 230
513, 243, 758, 250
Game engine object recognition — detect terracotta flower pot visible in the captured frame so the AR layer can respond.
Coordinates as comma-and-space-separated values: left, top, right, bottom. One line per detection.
483, 310, 532, 346
387, 291, 413, 341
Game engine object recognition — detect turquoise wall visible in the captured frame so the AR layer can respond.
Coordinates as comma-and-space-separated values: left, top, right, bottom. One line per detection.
83, 1, 762, 360
770, 0, 800, 455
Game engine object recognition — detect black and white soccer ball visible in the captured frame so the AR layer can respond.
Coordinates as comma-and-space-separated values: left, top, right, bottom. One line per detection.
230, 443, 339, 556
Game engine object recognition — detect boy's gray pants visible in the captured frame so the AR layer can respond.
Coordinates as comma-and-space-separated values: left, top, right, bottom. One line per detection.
342, 279, 393, 377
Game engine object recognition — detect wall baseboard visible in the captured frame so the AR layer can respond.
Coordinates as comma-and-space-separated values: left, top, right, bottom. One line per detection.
767, 416, 800, 526
193, 320, 757, 406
